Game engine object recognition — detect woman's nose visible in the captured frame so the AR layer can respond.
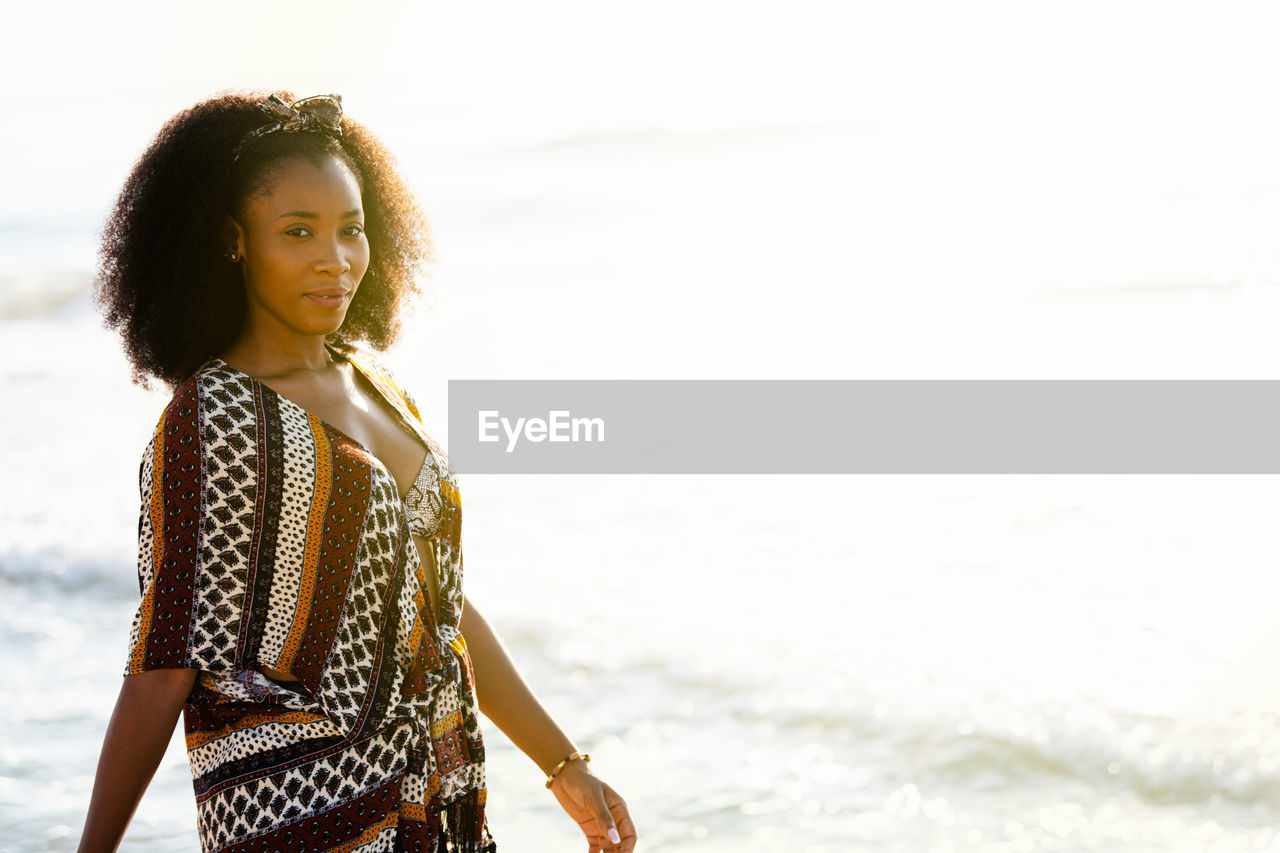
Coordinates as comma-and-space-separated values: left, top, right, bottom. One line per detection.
314, 240, 351, 275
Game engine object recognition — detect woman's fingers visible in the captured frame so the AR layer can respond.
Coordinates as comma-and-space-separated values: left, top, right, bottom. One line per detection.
588, 784, 622, 848
602, 782, 637, 852
551, 767, 636, 852
612, 811, 638, 852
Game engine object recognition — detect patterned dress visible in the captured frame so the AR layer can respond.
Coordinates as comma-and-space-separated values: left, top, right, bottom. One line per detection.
125, 343, 496, 852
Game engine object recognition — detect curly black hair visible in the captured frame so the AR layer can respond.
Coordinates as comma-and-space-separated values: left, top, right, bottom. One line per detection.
95, 90, 432, 388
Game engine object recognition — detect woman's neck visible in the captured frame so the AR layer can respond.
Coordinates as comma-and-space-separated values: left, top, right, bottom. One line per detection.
218, 333, 339, 380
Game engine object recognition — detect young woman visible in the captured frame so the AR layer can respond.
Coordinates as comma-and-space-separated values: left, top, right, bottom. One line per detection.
79, 91, 636, 853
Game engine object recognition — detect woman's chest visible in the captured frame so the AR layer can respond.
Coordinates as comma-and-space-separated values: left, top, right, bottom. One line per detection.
266, 364, 428, 497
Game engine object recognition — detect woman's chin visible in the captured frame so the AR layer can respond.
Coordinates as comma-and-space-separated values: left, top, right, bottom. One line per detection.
302, 311, 352, 338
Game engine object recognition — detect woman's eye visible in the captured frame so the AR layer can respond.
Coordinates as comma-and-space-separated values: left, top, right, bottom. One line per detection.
285, 226, 312, 238
343, 224, 365, 237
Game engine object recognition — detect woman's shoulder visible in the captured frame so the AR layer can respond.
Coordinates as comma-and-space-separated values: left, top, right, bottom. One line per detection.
337, 341, 424, 424
138, 365, 218, 469
150, 357, 255, 433
334, 340, 398, 384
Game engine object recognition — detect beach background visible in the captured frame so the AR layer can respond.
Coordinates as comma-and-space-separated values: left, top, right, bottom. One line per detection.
4, 2, 1280, 850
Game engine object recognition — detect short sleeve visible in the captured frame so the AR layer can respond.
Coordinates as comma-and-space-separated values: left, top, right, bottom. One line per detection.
124, 384, 205, 675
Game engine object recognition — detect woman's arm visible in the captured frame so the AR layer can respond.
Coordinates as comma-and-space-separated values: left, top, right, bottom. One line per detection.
78, 668, 197, 853
460, 596, 637, 853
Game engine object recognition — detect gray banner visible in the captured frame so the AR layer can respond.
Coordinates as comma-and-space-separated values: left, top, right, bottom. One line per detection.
446, 380, 1280, 474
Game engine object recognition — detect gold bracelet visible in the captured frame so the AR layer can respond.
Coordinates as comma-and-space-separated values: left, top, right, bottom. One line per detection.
545, 751, 591, 789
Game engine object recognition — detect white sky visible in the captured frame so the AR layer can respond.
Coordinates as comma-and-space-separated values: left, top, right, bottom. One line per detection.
8, 1, 1280, 144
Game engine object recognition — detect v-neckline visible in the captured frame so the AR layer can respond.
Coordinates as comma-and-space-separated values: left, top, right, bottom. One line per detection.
206, 345, 428, 502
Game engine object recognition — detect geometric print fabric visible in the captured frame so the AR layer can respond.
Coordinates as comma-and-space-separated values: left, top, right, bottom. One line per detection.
125, 344, 494, 852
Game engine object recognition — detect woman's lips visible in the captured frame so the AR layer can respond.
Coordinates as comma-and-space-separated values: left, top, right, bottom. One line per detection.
305, 290, 350, 308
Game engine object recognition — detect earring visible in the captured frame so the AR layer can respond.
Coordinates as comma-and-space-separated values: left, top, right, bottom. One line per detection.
227, 250, 240, 262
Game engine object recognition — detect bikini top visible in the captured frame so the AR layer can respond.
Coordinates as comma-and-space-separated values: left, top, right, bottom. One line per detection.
401, 450, 446, 539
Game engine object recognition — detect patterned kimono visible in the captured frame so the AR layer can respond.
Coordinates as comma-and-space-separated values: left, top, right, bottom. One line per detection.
125, 343, 496, 852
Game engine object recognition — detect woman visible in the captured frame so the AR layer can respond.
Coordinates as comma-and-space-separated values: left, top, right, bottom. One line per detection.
79, 91, 636, 853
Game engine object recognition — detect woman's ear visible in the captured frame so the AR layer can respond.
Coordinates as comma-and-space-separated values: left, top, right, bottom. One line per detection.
224, 217, 246, 262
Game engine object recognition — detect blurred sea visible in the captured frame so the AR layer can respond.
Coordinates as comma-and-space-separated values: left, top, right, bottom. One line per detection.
5, 5, 1280, 851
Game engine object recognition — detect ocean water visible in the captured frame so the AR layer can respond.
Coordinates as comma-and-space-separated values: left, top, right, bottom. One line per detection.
6, 5, 1280, 851
5, 311, 1280, 852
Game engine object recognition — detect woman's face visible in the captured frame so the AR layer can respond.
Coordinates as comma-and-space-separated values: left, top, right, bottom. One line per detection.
231, 154, 370, 342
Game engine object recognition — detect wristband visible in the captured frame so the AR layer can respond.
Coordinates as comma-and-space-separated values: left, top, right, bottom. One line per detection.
545, 751, 591, 789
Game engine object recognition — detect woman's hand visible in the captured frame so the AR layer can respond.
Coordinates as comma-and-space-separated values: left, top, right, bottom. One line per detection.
458, 598, 638, 850
549, 759, 638, 853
